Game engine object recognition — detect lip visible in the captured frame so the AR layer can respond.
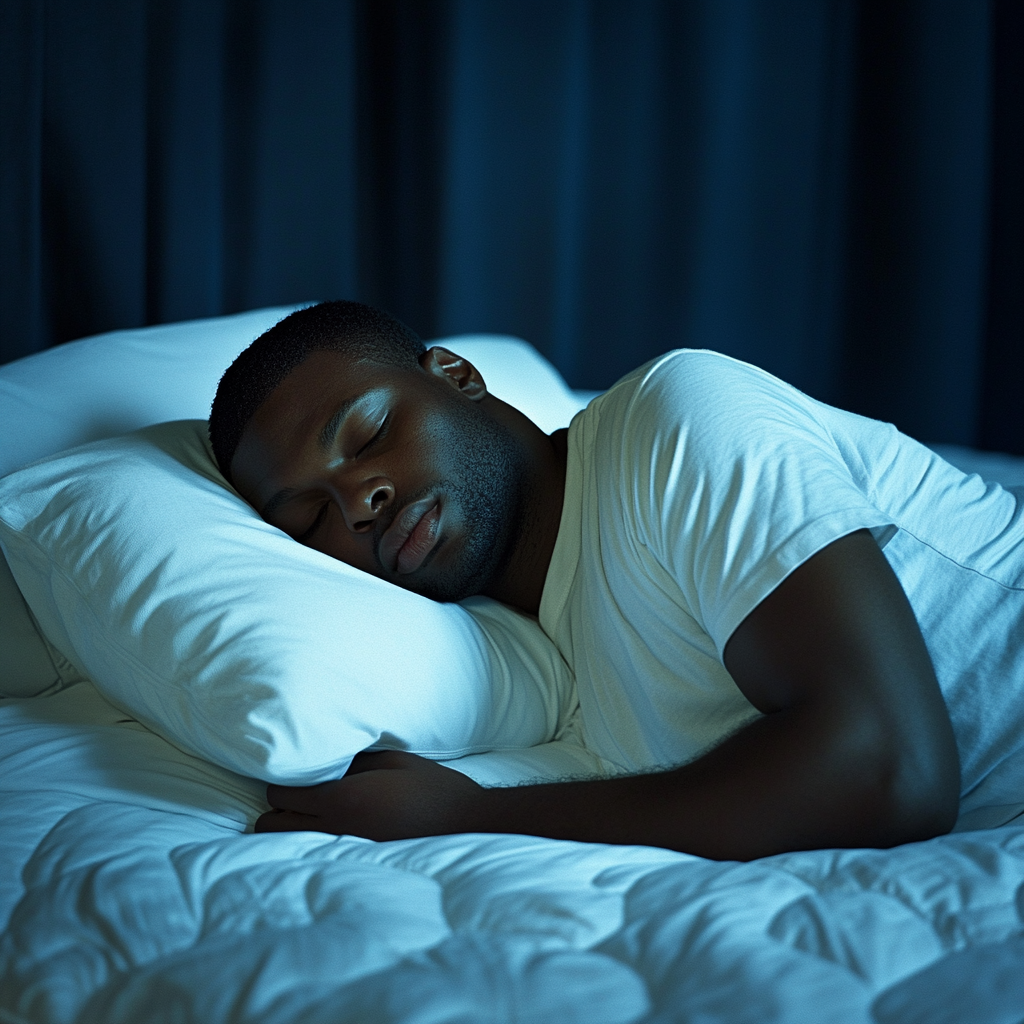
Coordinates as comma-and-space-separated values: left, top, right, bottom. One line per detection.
379, 498, 442, 575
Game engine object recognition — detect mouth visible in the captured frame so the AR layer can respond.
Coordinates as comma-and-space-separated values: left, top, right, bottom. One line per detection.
379, 497, 442, 575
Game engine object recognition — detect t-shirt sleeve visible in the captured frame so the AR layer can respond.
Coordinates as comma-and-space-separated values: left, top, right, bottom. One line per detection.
618, 352, 894, 658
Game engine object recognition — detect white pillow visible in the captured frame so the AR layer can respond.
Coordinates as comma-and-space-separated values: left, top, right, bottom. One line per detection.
0, 306, 589, 703
0, 305, 586, 478
0, 419, 577, 782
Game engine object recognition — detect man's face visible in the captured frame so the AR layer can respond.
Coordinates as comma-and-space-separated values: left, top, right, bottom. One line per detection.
230, 348, 528, 602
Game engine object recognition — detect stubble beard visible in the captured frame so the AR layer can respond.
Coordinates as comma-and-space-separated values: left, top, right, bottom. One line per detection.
414, 409, 528, 604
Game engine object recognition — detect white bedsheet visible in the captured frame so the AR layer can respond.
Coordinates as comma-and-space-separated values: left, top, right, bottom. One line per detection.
4, 682, 1024, 1024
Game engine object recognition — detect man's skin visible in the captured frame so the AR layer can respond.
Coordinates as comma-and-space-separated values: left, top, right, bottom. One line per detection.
231, 346, 961, 860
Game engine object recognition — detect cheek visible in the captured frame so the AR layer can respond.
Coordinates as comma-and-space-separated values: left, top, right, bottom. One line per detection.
415, 400, 477, 470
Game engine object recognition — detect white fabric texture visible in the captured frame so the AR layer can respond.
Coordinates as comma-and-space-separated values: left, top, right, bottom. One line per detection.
0, 419, 580, 782
540, 350, 1024, 826
4, 681, 1024, 1024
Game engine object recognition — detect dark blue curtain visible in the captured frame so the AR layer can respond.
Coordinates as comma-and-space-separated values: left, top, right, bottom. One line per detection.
2, 1, 1021, 451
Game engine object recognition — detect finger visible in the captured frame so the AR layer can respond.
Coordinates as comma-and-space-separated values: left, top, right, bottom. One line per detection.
266, 781, 339, 814
254, 808, 326, 834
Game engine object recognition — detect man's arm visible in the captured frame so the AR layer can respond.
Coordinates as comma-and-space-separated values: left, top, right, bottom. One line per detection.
256, 530, 961, 859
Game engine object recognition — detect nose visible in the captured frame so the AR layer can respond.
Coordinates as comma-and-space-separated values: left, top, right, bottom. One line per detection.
337, 474, 395, 533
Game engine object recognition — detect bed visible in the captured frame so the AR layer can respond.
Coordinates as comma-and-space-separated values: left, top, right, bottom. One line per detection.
3, 308, 1024, 1024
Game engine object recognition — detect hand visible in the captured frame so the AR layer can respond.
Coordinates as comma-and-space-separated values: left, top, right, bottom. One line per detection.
254, 750, 486, 841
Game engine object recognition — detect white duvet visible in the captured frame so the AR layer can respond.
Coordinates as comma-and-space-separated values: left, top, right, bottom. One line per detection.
4, 681, 1024, 1024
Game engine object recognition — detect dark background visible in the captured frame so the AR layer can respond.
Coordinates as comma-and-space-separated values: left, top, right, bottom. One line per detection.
2, 1, 1021, 451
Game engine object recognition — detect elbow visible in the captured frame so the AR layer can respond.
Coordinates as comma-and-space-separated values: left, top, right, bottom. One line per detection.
833, 663, 962, 845
875, 735, 960, 847
835, 708, 960, 849
882, 785, 957, 847
888, 765, 959, 846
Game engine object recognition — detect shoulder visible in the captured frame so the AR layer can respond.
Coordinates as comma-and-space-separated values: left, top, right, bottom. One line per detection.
631, 349, 813, 425
583, 349, 832, 471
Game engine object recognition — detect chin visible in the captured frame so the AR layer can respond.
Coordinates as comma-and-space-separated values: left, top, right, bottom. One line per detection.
412, 534, 509, 604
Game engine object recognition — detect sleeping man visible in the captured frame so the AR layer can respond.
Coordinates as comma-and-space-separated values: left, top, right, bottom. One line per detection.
209, 300, 1024, 860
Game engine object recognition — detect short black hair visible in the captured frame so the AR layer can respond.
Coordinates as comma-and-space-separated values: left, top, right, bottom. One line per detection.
209, 300, 425, 480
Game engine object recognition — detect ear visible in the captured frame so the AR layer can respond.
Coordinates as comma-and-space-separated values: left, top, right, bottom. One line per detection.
419, 347, 488, 401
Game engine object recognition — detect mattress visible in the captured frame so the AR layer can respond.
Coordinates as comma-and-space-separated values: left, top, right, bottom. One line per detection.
4, 310, 1024, 1022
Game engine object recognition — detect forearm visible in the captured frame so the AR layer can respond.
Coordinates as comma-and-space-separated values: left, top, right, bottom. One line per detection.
454, 703, 954, 860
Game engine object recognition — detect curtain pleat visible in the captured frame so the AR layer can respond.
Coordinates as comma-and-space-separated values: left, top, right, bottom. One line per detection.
1, 0, 1020, 452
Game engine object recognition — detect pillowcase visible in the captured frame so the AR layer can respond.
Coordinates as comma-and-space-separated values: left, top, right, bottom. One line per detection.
0, 419, 576, 783
0, 304, 586, 478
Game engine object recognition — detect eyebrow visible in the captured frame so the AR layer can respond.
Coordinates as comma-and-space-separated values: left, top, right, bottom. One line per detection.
260, 396, 361, 519
316, 396, 359, 453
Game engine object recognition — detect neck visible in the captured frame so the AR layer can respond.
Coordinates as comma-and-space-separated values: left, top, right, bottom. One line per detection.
483, 424, 568, 616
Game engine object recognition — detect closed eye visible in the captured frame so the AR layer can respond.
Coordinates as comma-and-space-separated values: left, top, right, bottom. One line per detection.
297, 502, 330, 543
357, 414, 389, 456
298, 412, 388, 542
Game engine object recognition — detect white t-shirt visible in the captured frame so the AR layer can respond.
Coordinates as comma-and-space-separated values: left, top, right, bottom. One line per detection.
539, 351, 1024, 828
